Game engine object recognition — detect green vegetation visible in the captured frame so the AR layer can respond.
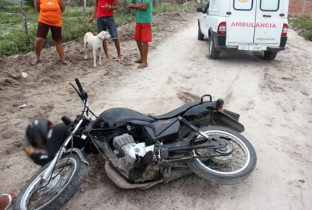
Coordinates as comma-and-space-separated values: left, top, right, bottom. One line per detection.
0, 2, 200, 58
290, 15, 312, 41
0, 0, 12, 9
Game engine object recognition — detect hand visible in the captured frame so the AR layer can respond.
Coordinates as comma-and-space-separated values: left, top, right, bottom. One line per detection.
89, 16, 94, 23
103, 4, 111, 9
128, 3, 134, 8
25, 146, 34, 156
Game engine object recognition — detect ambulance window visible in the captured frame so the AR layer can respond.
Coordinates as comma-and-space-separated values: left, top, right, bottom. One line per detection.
260, 0, 279, 11
233, 0, 253, 11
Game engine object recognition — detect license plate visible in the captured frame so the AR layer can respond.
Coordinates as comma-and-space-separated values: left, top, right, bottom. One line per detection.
238, 45, 262, 51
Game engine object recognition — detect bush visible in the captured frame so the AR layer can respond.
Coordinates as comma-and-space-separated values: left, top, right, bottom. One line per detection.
0, 0, 12, 9
303, 31, 312, 41
24, 0, 34, 8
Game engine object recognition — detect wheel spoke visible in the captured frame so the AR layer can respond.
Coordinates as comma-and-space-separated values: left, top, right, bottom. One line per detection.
193, 130, 250, 174
24, 158, 77, 209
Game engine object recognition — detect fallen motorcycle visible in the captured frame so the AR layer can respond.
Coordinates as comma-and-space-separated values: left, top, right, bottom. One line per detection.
14, 79, 257, 210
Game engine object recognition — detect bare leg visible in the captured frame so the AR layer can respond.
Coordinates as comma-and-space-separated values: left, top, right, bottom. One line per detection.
103, 40, 109, 60
55, 40, 66, 63
138, 42, 149, 69
136, 40, 143, 63
33, 37, 44, 63
114, 39, 122, 60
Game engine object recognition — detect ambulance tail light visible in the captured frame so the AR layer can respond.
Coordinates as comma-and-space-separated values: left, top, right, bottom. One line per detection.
281, 24, 288, 37
218, 22, 226, 35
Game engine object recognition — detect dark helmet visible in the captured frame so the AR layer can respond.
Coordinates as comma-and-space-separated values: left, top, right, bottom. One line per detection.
26, 119, 54, 147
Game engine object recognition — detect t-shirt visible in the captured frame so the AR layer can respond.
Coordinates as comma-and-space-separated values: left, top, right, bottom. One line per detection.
96, 0, 118, 18
131, 0, 153, 23
39, 0, 62, 27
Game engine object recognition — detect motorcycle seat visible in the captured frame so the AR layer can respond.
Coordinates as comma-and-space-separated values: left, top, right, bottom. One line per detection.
148, 101, 201, 120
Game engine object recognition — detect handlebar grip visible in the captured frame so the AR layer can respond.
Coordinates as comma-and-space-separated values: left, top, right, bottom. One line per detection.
75, 78, 83, 92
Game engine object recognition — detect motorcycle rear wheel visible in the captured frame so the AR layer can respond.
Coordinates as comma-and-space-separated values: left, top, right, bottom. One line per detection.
14, 154, 88, 210
188, 126, 256, 184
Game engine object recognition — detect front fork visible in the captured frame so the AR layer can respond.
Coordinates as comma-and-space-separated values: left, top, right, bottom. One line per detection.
40, 119, 85, 184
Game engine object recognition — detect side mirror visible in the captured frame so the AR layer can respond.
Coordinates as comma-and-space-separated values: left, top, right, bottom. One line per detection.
196, 8, 203, 12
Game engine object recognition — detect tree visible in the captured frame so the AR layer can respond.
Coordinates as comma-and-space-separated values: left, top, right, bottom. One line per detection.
20, 0, 31, 46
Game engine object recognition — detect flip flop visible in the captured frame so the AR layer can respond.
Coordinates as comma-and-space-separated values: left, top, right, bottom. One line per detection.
135, 59, 143, 64
117, 58, 123, 64
31, 59, 40, 66
62, 60, 71, 65
138, 64, 148, 69
0, 192, 16, 210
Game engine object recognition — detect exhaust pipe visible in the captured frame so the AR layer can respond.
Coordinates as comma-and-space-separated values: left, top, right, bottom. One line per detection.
104, 161, 163, 190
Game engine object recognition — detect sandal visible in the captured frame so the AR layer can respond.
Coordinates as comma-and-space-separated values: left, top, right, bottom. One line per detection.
138, 64, 148, 69
62, 60, 71, 65
31, 59, 40, 66
135, 59, 143, 64
117, 57, 123, 64
0, 192, 16, 210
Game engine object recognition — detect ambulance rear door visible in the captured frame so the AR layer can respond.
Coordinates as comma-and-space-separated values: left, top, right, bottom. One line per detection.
254, 0, 285, 46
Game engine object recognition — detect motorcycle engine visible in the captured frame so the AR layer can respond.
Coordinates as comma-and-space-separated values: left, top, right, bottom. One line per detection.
112, 134, 154, 167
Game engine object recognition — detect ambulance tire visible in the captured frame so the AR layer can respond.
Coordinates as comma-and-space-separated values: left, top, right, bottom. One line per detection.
208, 35, 220, 59
264, 51, 277, 60
198, 26, 204, 41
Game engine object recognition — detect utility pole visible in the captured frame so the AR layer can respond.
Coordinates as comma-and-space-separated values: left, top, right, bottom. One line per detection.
83, 0, 87, 24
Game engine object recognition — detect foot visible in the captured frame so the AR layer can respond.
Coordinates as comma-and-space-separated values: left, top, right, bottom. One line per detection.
31, 59, 40, 66
135, 59, 143, 64
117, 56, 123, 64
0, 192, 16, 210
138, 63, 148, 69
62, 59, 71, 65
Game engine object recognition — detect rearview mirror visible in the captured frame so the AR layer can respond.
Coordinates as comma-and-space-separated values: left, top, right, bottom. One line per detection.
196, 8, 203, 12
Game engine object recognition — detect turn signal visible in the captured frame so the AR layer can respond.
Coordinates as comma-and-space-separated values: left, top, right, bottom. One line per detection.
217, 99, 224, 110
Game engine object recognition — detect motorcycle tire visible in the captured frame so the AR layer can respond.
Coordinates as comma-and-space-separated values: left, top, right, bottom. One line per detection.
188, 126, 256, 185
14, 154, 88, 210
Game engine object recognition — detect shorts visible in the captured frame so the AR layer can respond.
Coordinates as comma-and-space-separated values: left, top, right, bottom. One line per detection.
97, 16, 118, 39
134, 23, 152, 43
36, 22, 62, 41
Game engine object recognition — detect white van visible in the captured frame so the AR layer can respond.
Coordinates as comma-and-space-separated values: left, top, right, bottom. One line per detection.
197, 0, 289, 60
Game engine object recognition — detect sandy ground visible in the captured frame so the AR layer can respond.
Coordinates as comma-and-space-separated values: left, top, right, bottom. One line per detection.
1, 12, 312, 210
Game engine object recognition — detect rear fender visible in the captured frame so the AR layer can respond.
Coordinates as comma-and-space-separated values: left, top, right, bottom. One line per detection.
212, 110, 244, 133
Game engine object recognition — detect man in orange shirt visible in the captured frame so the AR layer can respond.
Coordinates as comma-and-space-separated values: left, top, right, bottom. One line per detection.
31, 0, 70, 65
89, 0, 122, 63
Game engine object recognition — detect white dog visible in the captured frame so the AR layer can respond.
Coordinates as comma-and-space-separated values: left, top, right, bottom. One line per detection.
84, 31, 111, 67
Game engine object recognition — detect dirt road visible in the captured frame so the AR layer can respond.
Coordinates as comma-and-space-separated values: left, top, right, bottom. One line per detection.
1, 12, 312, 210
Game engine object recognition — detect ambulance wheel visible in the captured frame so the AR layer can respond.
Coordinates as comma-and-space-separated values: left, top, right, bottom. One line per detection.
198, 24, 204, 41
264, 51, 277, 60
208, 35, 220, 59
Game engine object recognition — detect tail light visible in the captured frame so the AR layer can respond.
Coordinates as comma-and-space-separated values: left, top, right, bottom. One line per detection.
281, 23, 288, 37
216, 99, 224, 110
218, 22, 226, 35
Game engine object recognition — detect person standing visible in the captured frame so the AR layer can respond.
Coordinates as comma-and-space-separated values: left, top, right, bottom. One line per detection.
89, 0, 122, 63
31, 0, 70, 65
129, 0, 152, 69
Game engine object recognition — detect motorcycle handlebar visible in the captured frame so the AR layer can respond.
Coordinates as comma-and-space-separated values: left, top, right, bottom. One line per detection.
75, 78, 84, 93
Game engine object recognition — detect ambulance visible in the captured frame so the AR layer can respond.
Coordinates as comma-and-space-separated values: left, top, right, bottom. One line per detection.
197, 0, 289, 59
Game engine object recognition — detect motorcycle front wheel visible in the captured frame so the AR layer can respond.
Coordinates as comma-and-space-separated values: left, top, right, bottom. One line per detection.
188, 126, 257, 184
14, 154, 88, 210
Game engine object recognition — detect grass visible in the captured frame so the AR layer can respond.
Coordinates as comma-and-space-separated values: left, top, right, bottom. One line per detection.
289, 15, 312, 41
0, 2, 200, 58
